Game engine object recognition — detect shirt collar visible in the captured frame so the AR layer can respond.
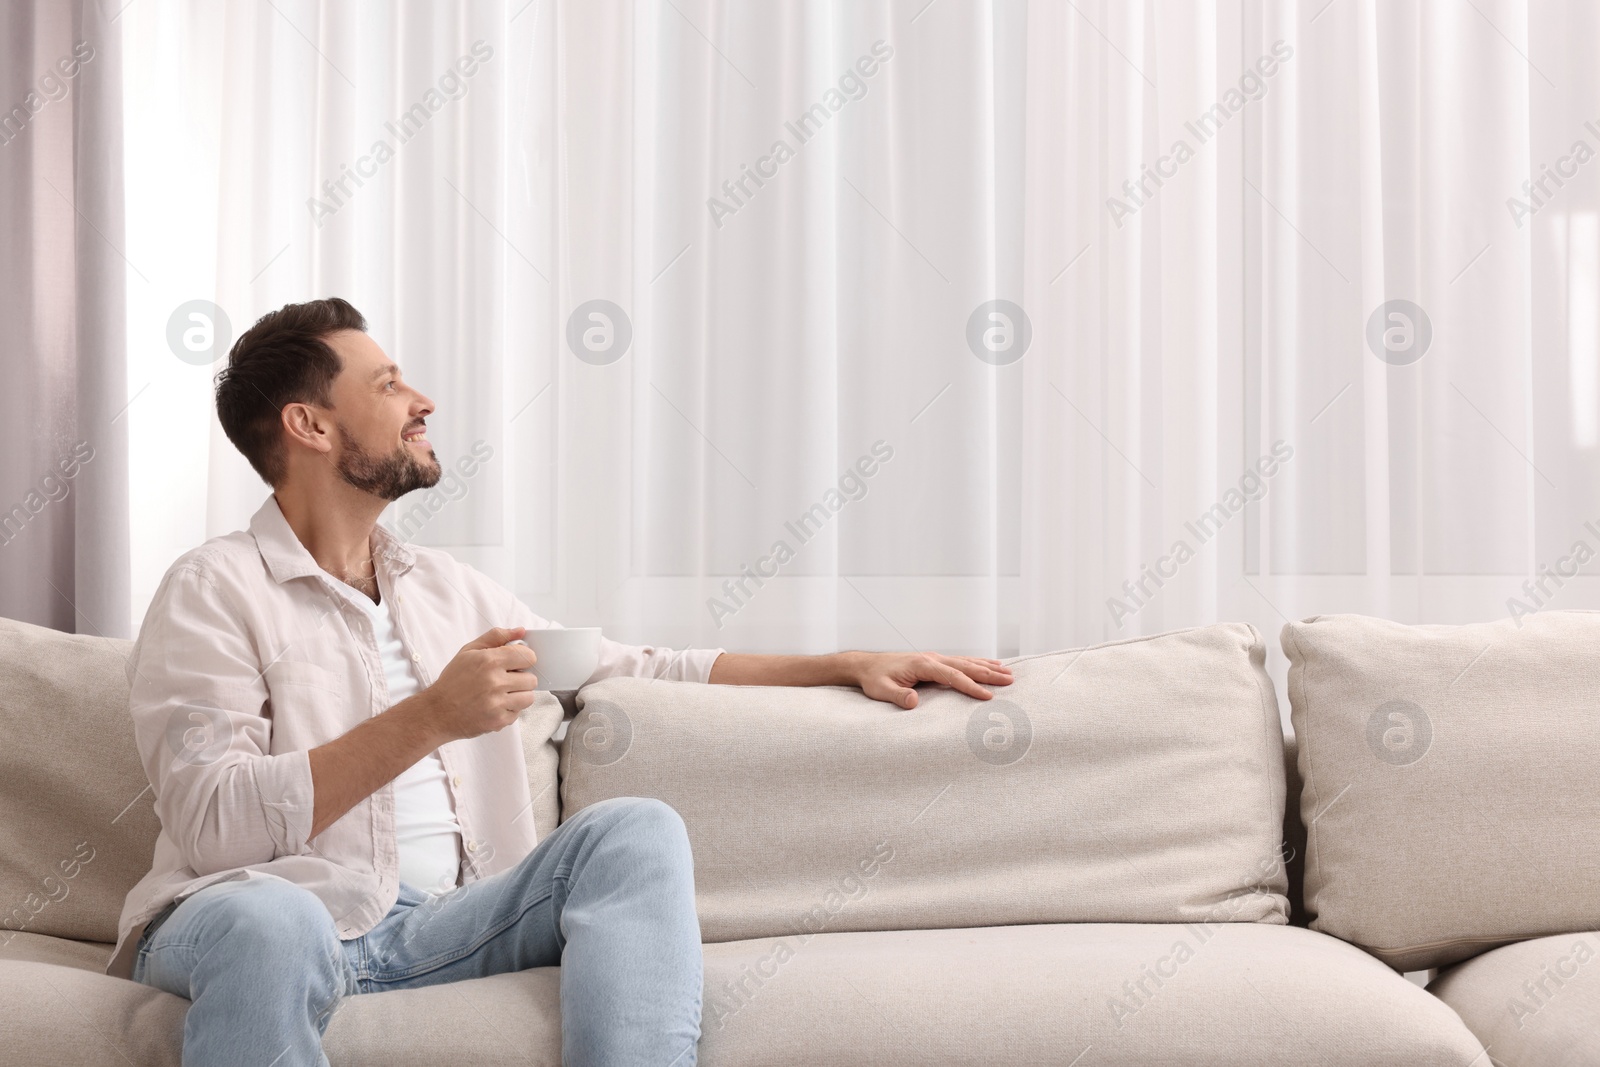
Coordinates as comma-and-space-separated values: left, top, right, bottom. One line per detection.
249, 494, 416, 586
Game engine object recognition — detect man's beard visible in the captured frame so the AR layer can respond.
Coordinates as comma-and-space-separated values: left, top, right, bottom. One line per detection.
334, 426, 441, 501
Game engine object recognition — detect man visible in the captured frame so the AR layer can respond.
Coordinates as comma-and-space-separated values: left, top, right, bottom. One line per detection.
113, 297, 1012, 1066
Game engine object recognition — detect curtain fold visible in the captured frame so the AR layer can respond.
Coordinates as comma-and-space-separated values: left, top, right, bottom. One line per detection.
0, 0, 129, 638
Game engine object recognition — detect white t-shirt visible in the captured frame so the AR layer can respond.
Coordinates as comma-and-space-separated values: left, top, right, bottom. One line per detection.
338, 583, 463, 894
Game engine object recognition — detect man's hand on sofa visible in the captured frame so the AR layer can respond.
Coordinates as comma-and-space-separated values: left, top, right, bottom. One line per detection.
707, 650, 1012, 709
846, 651, 1013, 708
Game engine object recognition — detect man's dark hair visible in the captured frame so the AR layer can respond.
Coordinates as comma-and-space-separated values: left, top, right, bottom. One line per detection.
215, 298, 367, 486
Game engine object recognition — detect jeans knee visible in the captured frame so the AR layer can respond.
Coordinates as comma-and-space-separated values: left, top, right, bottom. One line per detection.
198, 880, 346, 990
586, 797, 692, 864
597, 795, 686, 832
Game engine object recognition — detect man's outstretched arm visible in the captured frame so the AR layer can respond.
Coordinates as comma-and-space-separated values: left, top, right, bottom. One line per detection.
707, 651, 1013, 709
508, 592, 1012, 705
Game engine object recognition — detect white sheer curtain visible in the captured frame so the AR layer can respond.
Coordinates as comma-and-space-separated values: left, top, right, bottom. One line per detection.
121, 0, 1600, 710
1250, 0, 1600, 694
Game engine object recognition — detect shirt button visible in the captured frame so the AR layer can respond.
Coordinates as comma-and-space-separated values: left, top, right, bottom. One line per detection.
451, 775, 462, 787
465, 840, 478, 853
411, 653, 421, 663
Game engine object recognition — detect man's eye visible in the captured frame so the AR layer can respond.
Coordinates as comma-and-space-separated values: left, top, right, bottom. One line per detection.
385, 381, 398, 391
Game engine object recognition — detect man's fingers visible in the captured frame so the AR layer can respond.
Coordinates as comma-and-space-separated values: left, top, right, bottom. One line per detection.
483, 643, 537, 671
462, 626, 527, 652
950, 654, 1011, 674
914, 658, 991, 699
890, 668, 985, 701
935, 663, 993, 700
939, 655, 1012, 686
865, 677, 920, 709
502, 666, 539, 692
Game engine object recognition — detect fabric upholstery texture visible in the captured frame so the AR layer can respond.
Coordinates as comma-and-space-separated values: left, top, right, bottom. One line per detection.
562, 623, 1292, 943
0, 617, 156, 945
1282, 612, 1600, 970
699, 922, 1485, 1066
1428, 931, 1600, 1067
0, 924, 1486, 1066
0, 931, 562, 1067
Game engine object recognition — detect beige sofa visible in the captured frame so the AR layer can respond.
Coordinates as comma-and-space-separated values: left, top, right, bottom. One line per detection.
0, 613, 1593, 1065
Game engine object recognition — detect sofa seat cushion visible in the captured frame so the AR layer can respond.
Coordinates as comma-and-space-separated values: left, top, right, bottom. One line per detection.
0, 930, 115, 970
3, 923, 1483, 1065
699, 922, 1485, 1065
0, 954, 189, 1066
0, 937, 563, 1067
1428, 932, 1600, 1067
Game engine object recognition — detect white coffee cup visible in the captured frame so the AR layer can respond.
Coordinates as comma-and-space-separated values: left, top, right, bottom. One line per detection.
519, 627, 602, 691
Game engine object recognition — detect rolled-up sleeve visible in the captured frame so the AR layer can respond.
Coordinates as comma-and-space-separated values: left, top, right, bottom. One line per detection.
128, 564, 315, 875
509, 597, 724, 684
588, 637, 724, 683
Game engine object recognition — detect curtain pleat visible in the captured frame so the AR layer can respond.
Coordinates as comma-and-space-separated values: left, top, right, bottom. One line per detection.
0, 0, 129, 638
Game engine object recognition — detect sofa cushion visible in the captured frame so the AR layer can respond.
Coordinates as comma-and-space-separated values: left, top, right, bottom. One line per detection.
0, 930, 113, 970
562, 623, 1292, 944
1428, 931, 1600, 1067
0, 934, 562, 1066
0, 924, 1485, 1066
698, 922, 1484, 1065
0, 617, 160, 945
1281, 613, 1600, 970
0, 954, 187, 1066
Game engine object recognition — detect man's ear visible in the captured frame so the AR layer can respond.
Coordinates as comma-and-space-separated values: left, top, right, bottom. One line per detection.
281, 402, 334, 456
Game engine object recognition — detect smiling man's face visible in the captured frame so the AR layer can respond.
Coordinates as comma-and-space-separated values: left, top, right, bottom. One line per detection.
322, 329, 441, 501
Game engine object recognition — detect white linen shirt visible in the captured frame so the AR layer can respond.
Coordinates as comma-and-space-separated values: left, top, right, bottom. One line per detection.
108, 495, 723, 977
336, 584, 462, 894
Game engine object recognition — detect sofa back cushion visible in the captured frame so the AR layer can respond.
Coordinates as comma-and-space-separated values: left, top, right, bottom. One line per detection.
0, 617, 160, 945
1282, 612, 1600, 970
561, 623, 1292, 944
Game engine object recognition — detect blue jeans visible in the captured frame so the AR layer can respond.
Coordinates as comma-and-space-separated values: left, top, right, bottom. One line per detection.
133, 796, 703, 1067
